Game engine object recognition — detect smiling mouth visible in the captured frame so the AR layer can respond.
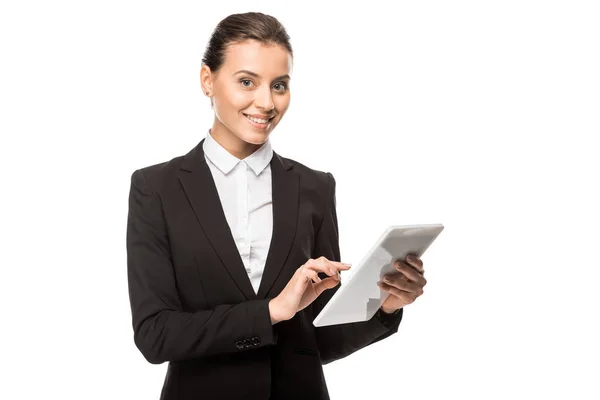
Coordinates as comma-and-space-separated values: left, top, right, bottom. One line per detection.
243, 114, 275, 124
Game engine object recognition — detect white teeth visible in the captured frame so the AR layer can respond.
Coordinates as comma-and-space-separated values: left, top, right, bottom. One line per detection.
245, 115, 270, 124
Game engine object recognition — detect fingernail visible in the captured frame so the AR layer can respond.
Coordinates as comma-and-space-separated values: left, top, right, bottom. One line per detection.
343, 263, 352, 267
384, 276, 391, 283
330, 268, 336, 275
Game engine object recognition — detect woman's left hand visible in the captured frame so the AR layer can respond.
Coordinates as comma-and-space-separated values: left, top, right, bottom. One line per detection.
378, 254, 427, 313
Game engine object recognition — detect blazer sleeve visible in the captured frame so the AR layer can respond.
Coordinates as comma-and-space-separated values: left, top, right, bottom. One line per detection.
126, 169, 278, 365
311, 172, 404, 365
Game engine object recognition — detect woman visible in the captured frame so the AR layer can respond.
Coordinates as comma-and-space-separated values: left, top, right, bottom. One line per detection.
126, 11, 427, 400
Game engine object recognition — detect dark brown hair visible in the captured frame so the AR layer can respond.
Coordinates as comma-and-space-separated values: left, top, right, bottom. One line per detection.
201, 12, 293, 73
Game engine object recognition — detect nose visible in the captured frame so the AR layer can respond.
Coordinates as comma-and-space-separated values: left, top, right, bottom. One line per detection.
254, 85, 275, 111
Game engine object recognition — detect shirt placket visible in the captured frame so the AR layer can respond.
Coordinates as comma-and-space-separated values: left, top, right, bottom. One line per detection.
237, 161, 251, 276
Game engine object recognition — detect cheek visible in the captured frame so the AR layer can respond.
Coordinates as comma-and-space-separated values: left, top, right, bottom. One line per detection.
228, 91, 252, 110
275, 94, 291, 114
215, 86, 252, 115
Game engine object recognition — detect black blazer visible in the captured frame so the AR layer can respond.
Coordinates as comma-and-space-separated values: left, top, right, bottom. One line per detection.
126, 138, 403, 400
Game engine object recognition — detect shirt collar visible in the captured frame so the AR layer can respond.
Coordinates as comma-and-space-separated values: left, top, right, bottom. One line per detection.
203, 129, 273, 176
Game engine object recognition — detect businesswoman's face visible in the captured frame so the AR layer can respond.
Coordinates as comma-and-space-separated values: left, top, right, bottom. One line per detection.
200, 39, 292, 158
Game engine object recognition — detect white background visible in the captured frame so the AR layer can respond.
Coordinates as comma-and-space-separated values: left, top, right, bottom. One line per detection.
1, 1, 599, 399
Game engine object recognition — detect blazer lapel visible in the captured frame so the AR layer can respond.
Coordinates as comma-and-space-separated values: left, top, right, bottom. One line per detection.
256, 151, 298, 299
178, 138, 298, 301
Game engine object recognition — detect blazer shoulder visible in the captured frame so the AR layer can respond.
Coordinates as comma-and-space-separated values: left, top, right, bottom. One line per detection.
279, 154, 333, 191
130, 153, 186, 194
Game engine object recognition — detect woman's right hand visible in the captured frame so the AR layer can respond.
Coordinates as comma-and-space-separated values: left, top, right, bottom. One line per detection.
269, 256, 352, 323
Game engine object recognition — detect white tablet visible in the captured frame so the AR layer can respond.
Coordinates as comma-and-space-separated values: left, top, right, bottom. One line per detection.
312, 224, 444, 327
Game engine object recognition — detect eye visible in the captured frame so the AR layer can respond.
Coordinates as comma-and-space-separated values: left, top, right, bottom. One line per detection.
240, 79, 254, 88
273, 82, 288, 92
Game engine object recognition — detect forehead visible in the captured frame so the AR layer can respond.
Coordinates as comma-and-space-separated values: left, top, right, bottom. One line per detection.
221, 39, 292, 76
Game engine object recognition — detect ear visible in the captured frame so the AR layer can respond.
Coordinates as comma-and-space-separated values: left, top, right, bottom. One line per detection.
200, 64, 214, 96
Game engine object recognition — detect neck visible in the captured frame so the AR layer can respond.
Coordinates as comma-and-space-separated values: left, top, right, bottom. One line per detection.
210, 122, 263, 160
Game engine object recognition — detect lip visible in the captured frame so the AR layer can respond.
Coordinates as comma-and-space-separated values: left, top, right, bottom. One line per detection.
243, 113, 275, 120
244, 113, 272, 130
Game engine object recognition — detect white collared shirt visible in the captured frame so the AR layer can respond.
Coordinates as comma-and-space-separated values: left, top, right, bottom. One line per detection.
202, 130, 274, 294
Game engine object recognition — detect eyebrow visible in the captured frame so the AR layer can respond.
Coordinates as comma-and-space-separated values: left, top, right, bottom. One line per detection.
233, 70, 291, 81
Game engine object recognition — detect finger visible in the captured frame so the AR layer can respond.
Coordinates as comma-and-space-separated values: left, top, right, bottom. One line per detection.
305, 269, 339, 291
327, 261, 351, 277
403, 254, 424, 274
305, 258, 345, 278
316, 257, 352, 275
304, 259, 335, 277
320, 257, 352, 270
378, 282, 418, 304
394, 261, 427, 286
315, 274, 341, 293
334, 262, 352, 270
382, 274, 424, 295
307, 269, 322, 284
405, 254, 424, 270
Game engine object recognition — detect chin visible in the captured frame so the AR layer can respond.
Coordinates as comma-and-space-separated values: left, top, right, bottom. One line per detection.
237, 128, 272, 144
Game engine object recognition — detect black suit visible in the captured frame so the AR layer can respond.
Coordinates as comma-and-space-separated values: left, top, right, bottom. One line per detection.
126, 138, 403, 399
